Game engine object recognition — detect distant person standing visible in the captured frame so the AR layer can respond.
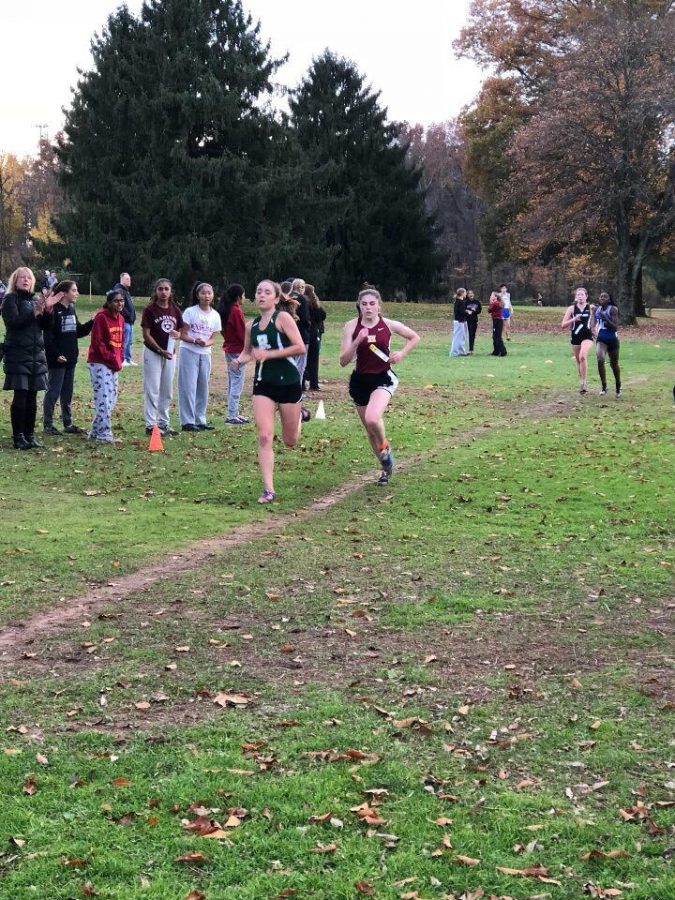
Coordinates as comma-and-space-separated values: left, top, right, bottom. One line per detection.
499, 283, 513, 340
42, 280, 93, 435
219, 282, 249, 424
488, 291, 507, 357
141, 278, 183, 436
86, 289, 125, 443
178, 281, 222, 431
465, 290, 482, 353
2, 267, 62, 449
450, 288, 468, 357
594, 291, 621, 398
47, 271, 58, 289
290, 278, 311, 385
112, 272, 137, 366
304, 283, 326, 391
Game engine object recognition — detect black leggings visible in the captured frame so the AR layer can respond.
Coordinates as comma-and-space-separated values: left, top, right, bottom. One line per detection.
10, 389, 38, 437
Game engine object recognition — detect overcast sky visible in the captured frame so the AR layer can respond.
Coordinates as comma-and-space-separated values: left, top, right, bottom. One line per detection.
1, 0, 483, 158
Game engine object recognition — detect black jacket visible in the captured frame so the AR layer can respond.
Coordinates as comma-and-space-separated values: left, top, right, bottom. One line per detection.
308, 304, 326, 339
112, 283, 136, 325
2, 290, 49, 380
44, 302, 94, 367
465, 298, 482, 318
453, 297, 467, 323
292, 292, 311, 344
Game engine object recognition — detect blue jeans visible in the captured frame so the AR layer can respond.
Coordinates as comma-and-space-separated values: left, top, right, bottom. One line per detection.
225, 352, 245, 418
123, 322, 133, 363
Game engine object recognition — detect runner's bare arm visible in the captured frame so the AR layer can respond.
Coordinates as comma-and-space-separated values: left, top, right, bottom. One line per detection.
384, 319, 420, 365
339, 319, 367, 367
561, 305, 576, 329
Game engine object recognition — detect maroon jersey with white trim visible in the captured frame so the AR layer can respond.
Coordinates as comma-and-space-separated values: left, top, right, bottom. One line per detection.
353, 316, 391, 374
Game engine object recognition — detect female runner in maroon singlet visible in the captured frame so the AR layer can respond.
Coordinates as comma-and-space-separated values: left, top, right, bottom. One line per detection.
339, 287, 420, 485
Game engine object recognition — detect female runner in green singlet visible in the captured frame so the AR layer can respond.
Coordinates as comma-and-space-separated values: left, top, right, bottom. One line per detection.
233, 280, 305, 504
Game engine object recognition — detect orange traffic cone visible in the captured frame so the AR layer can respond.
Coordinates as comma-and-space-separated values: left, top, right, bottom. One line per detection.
148, 424, 164, 452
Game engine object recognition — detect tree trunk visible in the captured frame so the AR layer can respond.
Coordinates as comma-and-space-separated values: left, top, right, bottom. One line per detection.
616, 245, 641, 325
635, 264, 646, 317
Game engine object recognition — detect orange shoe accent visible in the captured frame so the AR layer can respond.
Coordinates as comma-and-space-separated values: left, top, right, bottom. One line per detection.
148, 424, 164, 452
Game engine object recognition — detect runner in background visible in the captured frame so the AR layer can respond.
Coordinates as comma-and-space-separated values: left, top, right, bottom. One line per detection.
339, 287, 420, 486
561, 287, 595, 394
499, 283, 513, 340
594, 291, 622, 398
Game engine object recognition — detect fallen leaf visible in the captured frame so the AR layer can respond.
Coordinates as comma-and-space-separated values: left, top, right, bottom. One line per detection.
213, 692, 252, 708
308, 811, 333, 824
454, 855, 480, 866
581, 849, 631, 861
22, 777, 37, 795
175, 851, 208, 865
111, 777, 131, 788
354, 882, 375, 896
310, 842, 337, 854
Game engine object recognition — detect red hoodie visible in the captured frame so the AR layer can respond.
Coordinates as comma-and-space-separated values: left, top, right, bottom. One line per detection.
221, 302, 246, 353
87, 308, 124, 371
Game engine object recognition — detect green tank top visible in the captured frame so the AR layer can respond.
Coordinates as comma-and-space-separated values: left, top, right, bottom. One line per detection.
250, 311, 300, 385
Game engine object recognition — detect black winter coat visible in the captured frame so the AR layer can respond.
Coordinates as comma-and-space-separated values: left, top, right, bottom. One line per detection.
2, 290, 49, 387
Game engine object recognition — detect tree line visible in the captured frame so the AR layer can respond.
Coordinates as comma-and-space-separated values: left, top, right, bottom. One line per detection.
1, 0, 672, 319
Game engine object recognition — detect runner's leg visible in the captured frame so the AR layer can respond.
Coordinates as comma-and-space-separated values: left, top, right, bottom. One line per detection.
279, 400, 302, 448
596, 342, 608, 392
608, 344, 621, 392
253, 394, 277, 493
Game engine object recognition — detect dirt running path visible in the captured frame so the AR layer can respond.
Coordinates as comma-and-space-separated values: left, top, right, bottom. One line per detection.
0, 389, 589, 661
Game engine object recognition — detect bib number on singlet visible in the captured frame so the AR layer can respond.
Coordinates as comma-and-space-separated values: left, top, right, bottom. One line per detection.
256, 335, 271, 350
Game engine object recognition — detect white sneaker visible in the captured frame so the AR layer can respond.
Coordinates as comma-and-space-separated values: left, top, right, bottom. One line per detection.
129, 360, 138, 366
122, 360, 130, 367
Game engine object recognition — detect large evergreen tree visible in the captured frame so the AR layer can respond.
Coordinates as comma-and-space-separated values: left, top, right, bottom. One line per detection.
289, 52, 438, 299
57, 0, 288, 295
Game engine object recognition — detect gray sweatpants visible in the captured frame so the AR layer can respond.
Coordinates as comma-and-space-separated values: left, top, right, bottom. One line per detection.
450, 321, 468, 356
143, 347, 176, 429
177, 349, 212, 426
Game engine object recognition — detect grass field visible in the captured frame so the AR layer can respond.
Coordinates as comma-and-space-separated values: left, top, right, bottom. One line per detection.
0, 302, 673, 899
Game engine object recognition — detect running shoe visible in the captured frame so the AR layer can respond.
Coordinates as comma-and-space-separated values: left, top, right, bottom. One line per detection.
377, 470, 389, 486
301, 407, 311, 422
258, 489, 276, 504
599, 388, 607, 396
225, 416, 247, 425
616, 390, 622, 399
43, 425, 61, 435
580, 386, 588, 395
379, 443, 394, 475
63, 425, 85, 434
